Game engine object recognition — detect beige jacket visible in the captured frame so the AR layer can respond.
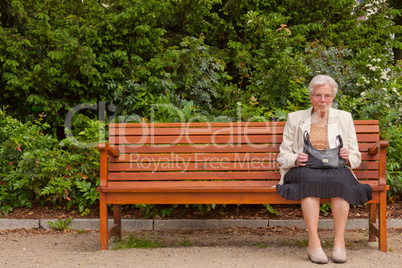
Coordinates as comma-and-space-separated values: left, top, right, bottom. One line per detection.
277, 107, 361, 185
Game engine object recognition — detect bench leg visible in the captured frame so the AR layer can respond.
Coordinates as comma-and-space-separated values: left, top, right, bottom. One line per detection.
99, 192, 109, 250
378, 191, 387, 252
113, 204, 122, 240
369, 203, 377, 242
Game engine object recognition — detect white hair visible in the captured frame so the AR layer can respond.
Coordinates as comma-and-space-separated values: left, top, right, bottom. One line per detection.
308, 75, 338, 96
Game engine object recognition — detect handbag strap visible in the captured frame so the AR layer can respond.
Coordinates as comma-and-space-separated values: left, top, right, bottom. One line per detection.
304, 126, 343, 149
336, 134, 343, 149
303, 130, 309, 142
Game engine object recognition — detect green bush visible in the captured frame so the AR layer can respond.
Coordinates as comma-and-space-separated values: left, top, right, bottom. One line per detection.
2, 0, 400, 133
0, 108, 100, 216
385, 124, 402, 200
0, 0, 169, 133
107, 35, 233, 118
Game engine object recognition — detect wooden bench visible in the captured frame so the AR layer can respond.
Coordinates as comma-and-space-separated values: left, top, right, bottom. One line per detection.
97, 121, 389, 251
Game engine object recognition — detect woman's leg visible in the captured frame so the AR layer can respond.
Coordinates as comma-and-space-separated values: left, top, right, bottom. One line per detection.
301, 197, 321, 250
331, 197, 350, 249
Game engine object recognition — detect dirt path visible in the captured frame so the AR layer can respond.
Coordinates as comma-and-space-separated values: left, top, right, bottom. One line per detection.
0, 227, 401, 267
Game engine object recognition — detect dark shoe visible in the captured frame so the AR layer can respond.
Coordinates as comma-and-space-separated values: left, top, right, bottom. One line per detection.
332, 247, 347, 263
307, 247, 328, 264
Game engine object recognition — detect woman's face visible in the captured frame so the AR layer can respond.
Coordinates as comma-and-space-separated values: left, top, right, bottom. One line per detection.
310, 84, 334, 114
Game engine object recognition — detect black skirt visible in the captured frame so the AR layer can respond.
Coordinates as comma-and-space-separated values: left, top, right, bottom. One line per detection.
276, 167, 372, 206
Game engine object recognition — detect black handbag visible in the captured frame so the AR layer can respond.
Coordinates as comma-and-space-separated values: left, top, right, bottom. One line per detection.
303, 131, 346, 169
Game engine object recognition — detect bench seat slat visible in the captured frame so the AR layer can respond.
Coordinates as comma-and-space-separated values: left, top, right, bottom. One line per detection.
99, 181, 387, 193
103, 181, 278, 192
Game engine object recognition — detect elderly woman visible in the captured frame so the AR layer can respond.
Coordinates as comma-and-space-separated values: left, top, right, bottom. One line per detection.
276, 75, 372, 264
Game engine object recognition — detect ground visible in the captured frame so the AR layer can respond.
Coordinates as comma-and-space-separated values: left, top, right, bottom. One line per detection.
1, 202, 402, 267
0, 227, 401, 267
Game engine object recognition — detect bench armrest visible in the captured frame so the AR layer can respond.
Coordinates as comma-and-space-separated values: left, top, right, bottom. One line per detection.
98, 143, 119, 189
368, 140, 388, 186
368, 140, 388, 155
97, 143, 120, 157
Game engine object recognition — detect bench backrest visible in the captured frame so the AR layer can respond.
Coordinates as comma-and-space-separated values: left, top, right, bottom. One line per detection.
107, 121, 382, 186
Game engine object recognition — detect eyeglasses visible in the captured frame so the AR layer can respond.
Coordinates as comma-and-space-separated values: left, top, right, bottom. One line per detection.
312, 94, 333, 100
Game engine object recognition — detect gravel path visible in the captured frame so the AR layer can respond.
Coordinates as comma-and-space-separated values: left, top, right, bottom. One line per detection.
0, 227, 401, 267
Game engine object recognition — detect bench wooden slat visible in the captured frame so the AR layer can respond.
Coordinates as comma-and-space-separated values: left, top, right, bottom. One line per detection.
107, 170, 380, 181
111, 144, 377, 154
108, 152, 378, 163
108, 171, 280, 181
103, 192, 385, 208
109, 135, 283, 144
356, 161, 379, 170
110, 122, 286, 128
111, 143, 378, 153
108, 162, 279, 172
108, 120, 379, 128
109, 133, 378, 144
133, 128, 377, 136
101, 180, 387, 192
109, 121, 378, 130
355, 125, 380, 132
111, 144, 281, 153
108, 161, 379, 172
361, 152, 380, 160
104, 181, 278, 192
108, 153, 378, 163
353, 171, 382, 179
109, 128, 286, 136
355, 134, 379, 142
109, 127, 379, 137
350, 120, 379, 125
359, 143, 380, 151
109, 153, 278, 162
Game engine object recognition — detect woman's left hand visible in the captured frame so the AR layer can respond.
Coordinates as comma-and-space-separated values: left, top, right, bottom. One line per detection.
339, 147, 349, 162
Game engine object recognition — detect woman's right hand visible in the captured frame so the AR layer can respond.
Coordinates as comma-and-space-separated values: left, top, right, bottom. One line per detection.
295, 152, 308, 166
